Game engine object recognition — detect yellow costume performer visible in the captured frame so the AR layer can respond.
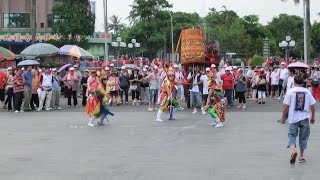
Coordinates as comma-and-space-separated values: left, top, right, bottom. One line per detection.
156, 67, 179, 122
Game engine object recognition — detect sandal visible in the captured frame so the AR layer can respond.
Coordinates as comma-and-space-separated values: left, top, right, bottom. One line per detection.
290, 152, 298, 164
299, 157, 306, 163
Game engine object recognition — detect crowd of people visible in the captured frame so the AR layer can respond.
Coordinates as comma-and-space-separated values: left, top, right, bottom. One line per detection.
0, 60, 319, 120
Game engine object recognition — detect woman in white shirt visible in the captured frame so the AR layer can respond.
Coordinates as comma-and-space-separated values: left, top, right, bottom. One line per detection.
270, 68, 279, 98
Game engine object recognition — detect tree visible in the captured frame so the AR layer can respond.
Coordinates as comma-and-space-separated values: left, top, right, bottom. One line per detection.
281, 0, 311, 63
128, 0, 172, 24
108, 15, 126, 35
267, 14, 304, 57
52, 0, 95, 46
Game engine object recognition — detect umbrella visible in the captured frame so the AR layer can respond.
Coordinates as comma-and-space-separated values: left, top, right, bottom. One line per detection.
123, 64, 138, 70
58, 64, 72, 72
59, 45, 93, 59
17, 60, 40, 66
20, 43, 59, 57
287, 61, 310, 69
0, 46, 15, 61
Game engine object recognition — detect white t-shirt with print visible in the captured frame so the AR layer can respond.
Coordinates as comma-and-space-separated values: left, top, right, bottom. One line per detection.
187, 72, 201, 92
270, 71, 279, 85
283, 86, 316, 124
200, 75, 208, 95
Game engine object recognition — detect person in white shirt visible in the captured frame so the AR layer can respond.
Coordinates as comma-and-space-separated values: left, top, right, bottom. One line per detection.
278, 62, 289, 96
200, 68, 210, 114
270, 68, 279, 98
38, 67, 53, 111
187, 65, 203, 114
174, 64, 184, 110
280, 75, 316, 164
286, 69, 295, 92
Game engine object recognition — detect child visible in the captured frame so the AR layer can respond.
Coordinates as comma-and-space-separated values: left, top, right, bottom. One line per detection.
257, 69, 267, 104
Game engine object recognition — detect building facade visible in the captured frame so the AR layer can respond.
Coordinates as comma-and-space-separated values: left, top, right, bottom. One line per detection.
0, 0, 55, 53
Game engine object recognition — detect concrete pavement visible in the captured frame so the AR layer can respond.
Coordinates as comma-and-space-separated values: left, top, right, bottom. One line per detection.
0, 98, 320, 180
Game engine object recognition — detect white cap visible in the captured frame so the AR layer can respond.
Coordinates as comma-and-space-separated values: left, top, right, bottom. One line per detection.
38, 69, 43, 72
105, 67, 110, 71
225, 67, 232, 71
7, 67, 12, 70
281, 62, 286, 65
143, 68, 147, 72
211, 64, 216, 68
84, 69, 89, 72
69, 67, 74, 71
174, 64, 179, 68
144, 65, 149, 68
233, 66, 238, 69
153, 65, 159, 70
52, 68, 57, 71
110, 63, 114, 67
206, 67, 210, 72
121, 66, 126, 70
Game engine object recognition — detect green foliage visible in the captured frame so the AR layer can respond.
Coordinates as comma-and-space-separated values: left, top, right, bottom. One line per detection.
52, 0, 95, 46
251, 55, 264, 66
108, 15, 126, 36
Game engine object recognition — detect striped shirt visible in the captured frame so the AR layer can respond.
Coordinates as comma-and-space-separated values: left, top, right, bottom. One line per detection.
13, 75, 24, 93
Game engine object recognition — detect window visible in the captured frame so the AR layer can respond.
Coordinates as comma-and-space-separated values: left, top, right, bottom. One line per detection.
2, 13, 30, 28
40, 23, 44, 28
47, 14, 60, 28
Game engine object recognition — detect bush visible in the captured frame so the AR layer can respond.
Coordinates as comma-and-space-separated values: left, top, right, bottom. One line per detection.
251, 55, 264, 66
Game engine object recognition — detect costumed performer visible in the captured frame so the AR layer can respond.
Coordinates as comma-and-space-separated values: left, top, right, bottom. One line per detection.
156, 67, 179, 122
86, 73, 114, 127
206, 71, 226, 128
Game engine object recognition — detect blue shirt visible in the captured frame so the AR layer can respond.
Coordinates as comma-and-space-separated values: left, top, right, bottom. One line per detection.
52, 75, 61, 91
23, 71, 33, 88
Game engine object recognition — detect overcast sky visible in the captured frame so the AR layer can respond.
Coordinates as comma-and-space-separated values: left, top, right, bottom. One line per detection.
93, 0, 320, 32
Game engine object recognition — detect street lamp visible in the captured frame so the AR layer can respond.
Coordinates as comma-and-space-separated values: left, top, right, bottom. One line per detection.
128, 39, 140, 61
279, 36, 295, 64
112, 37, 126, 67
167, 10, 174, 63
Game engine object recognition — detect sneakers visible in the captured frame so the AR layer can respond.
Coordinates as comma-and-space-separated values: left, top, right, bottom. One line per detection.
210, 122, 218, 126
148, 108, 153, 112
201, 107, 206, 115
88, 122, 94, 127
45, 108, 50, 111
14, 110, 19, 113
215, 122, 224, 128
179, 107, 184, 111
192, 109, 197, 114
75, 105, 79, 107
242, 105, 246, 109
156, 118, 163, 122
57, 107, 62, 110
20, 110, 24, 113
37, 108, 41, 112
68, 105, 71, 108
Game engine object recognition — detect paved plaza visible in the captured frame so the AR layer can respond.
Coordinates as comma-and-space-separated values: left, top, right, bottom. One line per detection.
0, 99, 320, 180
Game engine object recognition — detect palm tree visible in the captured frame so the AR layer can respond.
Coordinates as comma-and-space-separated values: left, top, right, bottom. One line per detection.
108, 15, 126, 35
282, 0, 310, 63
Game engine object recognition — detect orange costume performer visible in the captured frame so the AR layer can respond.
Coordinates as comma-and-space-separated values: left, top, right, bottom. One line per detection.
156, 67, 179, 122
86, 74, 113, 127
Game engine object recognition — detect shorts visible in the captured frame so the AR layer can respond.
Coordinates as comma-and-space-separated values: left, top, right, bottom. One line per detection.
258, 91, 266, 98
271, 85, 278, 91
109, 90, 118, 97
287, 118, 310, 149
190, 91, 202, 107
202, 94, 208, 104
149, 89, 158, 103
0, 89, 5, 101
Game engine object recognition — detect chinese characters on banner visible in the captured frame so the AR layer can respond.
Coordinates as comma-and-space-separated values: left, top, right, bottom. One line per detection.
0, 32, 62, 43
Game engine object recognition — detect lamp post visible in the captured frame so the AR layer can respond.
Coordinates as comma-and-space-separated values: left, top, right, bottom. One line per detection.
167, 10, 174, 63
112, 37, 126, 67
279, 36, 295, 64
128, 39, 140, 61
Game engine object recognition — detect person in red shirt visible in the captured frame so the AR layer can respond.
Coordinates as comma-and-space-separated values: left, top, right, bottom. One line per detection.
221, 67, 234, 107
0, 70, 8, 109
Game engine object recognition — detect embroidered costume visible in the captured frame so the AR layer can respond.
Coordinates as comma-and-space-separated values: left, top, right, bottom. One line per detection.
156, 67, 179, 122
